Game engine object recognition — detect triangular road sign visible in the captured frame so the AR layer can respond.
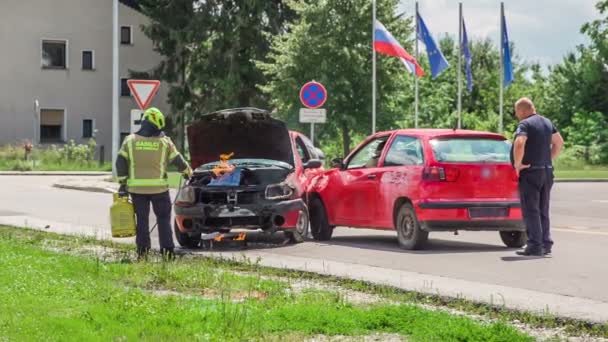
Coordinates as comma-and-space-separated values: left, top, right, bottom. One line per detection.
127, 79, 161, 110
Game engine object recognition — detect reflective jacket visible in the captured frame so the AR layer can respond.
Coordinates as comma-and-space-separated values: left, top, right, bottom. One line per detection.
117, 134, 186, 194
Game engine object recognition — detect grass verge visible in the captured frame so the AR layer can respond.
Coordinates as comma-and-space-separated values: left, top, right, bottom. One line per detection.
554, 169, 608, 179
0, 226, 532, 341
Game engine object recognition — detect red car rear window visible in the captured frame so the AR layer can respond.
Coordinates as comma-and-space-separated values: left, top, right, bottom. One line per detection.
430, 138, 511, 163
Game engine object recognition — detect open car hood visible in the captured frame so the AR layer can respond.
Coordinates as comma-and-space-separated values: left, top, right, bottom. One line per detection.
187, 108, 294, 170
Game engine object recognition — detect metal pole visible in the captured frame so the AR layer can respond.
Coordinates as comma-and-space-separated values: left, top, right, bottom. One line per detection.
414, 2, 419, 128
499, 2, 504, 133
372, 0, 377, 134
111, 0, 120, 176
310, 123, 315, 145
33, 99, 39, 144
457, 3, 463, 130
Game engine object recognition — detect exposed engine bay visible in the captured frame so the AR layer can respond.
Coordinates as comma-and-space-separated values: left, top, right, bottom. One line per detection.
173, 109, 307, 244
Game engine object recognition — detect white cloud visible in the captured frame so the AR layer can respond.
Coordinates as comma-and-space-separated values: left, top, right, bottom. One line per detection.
399, 0, 601, 66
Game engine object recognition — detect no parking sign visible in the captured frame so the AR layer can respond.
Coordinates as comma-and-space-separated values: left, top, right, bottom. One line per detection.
300, 81, 327, 109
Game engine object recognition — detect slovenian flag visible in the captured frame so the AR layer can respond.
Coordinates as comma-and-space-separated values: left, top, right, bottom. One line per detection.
374, 20, 424, 77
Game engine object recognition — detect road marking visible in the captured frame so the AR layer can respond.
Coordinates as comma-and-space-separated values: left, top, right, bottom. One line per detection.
553, 228, 608, 236
591, 200, 608, 203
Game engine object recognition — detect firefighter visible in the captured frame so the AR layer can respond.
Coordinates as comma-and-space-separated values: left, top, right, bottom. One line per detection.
115, 107, 192, 260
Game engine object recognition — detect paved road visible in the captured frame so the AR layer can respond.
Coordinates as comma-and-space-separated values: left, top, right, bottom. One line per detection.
1, 176, 607, 321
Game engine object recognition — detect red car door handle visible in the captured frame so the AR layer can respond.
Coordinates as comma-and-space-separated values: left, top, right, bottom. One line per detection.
367, 174, 377, 179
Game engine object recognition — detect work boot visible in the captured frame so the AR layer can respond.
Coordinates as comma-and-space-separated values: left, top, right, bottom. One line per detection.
515, 247, 544, 256
137, 246, 150, 261
160, 248, 175, 261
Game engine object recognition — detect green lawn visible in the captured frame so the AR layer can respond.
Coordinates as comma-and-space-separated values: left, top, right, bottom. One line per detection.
0, 226, 531, 341
555, 168, 608, 179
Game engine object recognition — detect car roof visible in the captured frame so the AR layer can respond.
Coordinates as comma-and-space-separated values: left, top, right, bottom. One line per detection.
374, 128, 506, 139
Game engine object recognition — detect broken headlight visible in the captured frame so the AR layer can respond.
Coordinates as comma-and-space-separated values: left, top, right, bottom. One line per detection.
175, 186, 196, 206
265, 183, 294, 200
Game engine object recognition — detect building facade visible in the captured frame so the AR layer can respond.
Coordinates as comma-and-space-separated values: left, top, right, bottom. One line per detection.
0, 0, 170, 159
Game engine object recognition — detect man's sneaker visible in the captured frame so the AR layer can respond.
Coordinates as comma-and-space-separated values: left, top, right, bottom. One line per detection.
516, 248, 544, 256
544, 248, 552, 255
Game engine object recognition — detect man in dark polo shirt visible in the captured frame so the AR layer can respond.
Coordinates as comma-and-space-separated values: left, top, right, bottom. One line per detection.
511, 98, 564, 256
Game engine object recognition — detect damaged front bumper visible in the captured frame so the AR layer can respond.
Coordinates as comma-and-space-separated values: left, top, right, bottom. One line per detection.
175, 198, 306, 233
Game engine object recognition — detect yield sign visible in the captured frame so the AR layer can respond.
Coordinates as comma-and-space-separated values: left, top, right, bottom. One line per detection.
127, 79, 161, 110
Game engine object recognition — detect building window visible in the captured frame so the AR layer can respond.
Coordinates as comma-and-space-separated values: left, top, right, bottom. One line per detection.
82, 50, 94, 70
82, 119, 93, 138
121, 78, 131, 96
121, 26, 132, 45
42, 40, 67, 69
40, 109, 65, 143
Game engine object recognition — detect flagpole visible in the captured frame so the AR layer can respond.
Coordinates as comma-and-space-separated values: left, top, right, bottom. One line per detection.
499, 2, 504, 133
372, 0, 377, 134
414, 1, 419, 128
457, 3, 463, 129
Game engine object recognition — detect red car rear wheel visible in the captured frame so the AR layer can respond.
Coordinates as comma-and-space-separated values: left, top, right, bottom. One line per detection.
395, 203, 428, 250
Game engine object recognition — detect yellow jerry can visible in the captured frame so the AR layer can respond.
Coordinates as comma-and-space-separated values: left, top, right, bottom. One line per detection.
110, 193, 136, 238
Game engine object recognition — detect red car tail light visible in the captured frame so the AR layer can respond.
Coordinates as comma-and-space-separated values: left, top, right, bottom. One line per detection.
422, 167, 459, 182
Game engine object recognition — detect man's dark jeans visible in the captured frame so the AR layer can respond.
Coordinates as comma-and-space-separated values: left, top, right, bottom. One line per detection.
518, 167, 554, 251
131, 191, 174, 251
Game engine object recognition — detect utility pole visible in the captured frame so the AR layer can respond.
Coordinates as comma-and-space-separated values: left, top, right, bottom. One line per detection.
111, 0, 120, 176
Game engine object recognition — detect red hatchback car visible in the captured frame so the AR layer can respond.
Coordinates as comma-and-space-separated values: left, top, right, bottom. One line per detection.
307, 129, 525, 250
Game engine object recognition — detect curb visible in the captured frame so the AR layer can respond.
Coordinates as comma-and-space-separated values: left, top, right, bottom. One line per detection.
52, 183, 116, 194
0, 171, 111, 176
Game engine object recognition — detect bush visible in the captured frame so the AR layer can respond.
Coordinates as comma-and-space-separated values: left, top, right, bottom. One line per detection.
0, 139, 104, 171
554, 143, 608, 168
10, 160, 33, 172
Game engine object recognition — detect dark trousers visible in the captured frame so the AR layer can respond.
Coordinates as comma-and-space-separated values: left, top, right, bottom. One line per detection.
518, 168, 554, 251
131, 191, 174, 250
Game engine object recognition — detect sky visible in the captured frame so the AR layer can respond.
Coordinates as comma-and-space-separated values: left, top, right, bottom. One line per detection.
398, 0, 601, 67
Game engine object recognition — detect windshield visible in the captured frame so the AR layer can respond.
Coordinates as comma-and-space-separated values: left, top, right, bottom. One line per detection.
430, 138, 511, 163
197, 158, 293, 170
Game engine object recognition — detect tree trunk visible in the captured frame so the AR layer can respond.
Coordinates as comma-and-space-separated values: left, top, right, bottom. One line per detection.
341, 119, 351, 157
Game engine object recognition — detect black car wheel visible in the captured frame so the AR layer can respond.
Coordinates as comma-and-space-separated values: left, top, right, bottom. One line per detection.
395, 203, 428, 250
174, 220, 201, 248
499, 231, 527, 248
309, 197, 333, 241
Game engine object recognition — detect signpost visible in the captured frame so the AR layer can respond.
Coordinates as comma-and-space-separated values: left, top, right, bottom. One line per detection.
299, 81, 327, 145
130, 109, 144, 133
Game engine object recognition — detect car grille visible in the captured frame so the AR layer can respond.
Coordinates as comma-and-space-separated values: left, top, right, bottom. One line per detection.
205, 216, 264, 227
198, 190, 260, 205
468, 207, 509, 218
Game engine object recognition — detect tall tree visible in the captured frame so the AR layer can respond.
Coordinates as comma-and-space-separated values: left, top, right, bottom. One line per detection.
136, 0, 295, 144
259, 0, 413, 157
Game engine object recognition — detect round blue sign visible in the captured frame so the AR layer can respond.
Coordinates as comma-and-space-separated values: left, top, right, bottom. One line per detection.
300, 81, 327, 109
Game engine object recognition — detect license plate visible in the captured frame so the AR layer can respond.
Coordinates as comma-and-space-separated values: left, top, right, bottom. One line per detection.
468, 207, 509, 218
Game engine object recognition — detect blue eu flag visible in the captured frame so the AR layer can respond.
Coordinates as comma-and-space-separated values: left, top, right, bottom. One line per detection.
502, 13, 514, 88
417, 13, 449, 79
461, 19, 473, 92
